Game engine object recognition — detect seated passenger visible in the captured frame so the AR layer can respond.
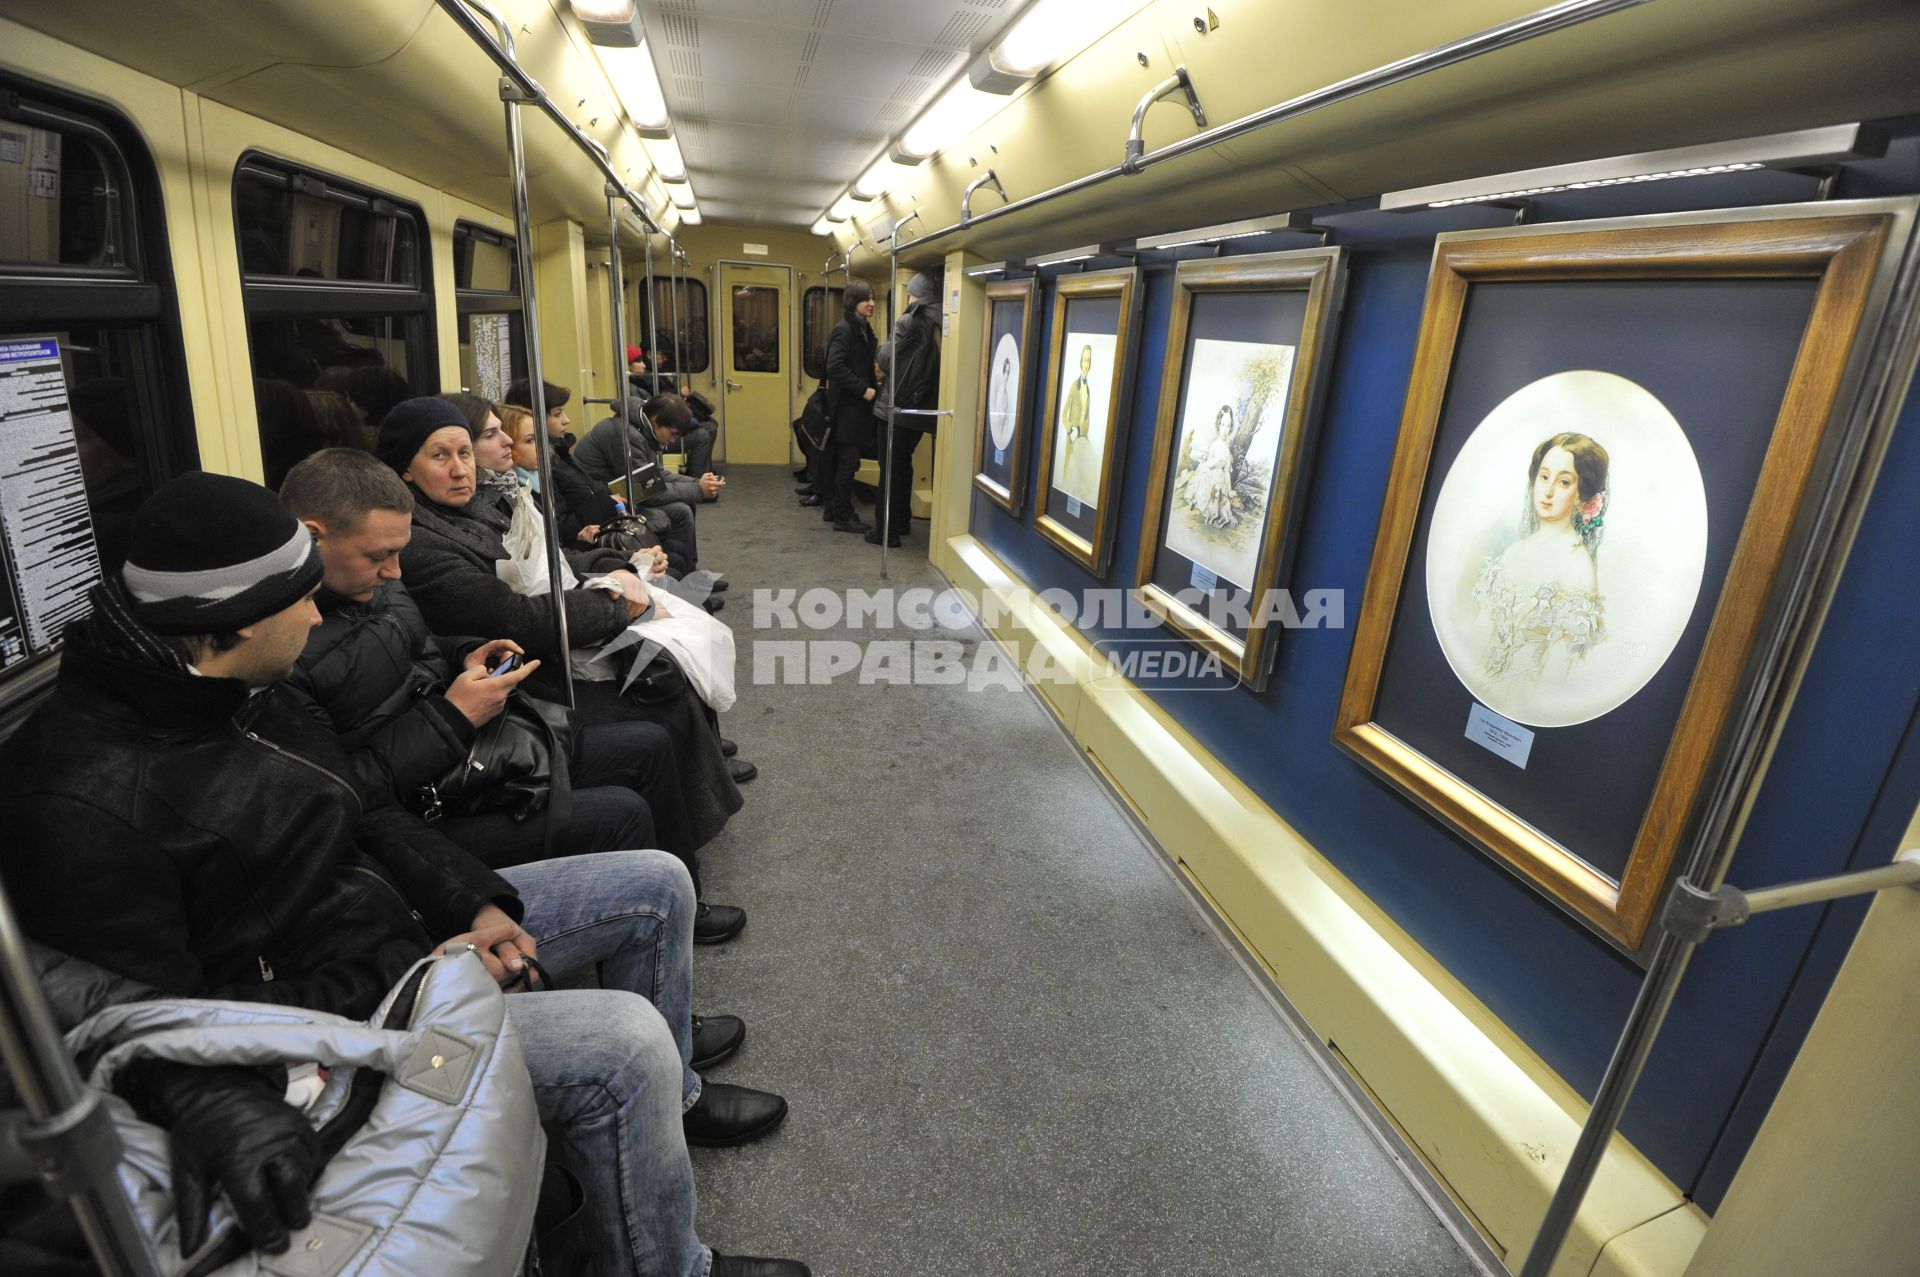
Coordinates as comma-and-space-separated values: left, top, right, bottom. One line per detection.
503, 377, 626, 547
0, 472, 805, 1277
574, 396, 723, 581
377, 397, 755, 813
277, 448, 743, 943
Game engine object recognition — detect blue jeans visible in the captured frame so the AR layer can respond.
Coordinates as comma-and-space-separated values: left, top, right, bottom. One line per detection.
501, 852, 709, 1277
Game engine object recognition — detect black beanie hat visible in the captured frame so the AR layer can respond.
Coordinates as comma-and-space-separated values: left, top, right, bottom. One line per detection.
121, 471, 324, 634
375, 396, 470, 475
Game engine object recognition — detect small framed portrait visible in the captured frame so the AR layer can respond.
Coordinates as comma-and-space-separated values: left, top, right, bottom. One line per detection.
1335, 198, 1919, 951
973, 277, 1038, 515
1134, 247, 1345, 691
1033, 267, 1141, 573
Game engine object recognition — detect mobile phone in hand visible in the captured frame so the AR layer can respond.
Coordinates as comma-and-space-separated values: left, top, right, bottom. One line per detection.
486, 653, 519, 678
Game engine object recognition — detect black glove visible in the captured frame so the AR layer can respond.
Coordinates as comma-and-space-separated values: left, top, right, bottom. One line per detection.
118, 1059, 321, 1256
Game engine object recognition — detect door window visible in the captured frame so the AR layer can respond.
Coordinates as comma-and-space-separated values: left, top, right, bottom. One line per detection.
730, 284, 780, 374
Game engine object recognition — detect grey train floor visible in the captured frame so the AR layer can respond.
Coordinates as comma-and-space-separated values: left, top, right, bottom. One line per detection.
681, 464, 1482, 1277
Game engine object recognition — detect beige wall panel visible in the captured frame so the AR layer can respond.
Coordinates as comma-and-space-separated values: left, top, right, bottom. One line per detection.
1684, 824, 1920, 1277
533, 217, 590, 404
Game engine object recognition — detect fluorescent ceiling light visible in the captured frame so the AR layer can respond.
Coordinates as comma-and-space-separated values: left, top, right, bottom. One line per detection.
854, 158, 914, 200
1381, 124, 1885, 210
664, 181, 696, 209
992, 0, 1086, 76
679, 206, 701, 226
829, 193, 861, 222
571, 0, 642, 47
1026, 242, 1106, 268
596, 41, 671, 135
963, 261, 1014, 277
646, 133, 687, 182
811, 217, 838, 237
898, 79, 1003, 159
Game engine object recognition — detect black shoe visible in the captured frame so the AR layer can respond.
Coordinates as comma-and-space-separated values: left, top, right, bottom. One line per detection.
684, 1082, 788, 1146
794, 486, 815, 496
864, 529, 902, 547
710, 1254, 810, 1277
728, 757, 759, 784
690, 1013, 745, 1069
708, 578, 730, 594
720, 737, 739, 757
833, 517, 871, 533
702, 596, 725, 614
798, 495, 824, 507
694, 902, 746, 945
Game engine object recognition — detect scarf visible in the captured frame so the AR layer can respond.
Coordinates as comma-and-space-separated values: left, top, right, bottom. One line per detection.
83, 576, 190, 673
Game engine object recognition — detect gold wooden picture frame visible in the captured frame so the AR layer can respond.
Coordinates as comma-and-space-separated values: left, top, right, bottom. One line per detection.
972, 277, 1037, 516
1032, 267, 1139, 573
1335, 202, 1910, 951
1133, 248, 1345, 692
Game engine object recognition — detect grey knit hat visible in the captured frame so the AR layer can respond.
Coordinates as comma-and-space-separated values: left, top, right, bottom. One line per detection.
121, 472, 323, 634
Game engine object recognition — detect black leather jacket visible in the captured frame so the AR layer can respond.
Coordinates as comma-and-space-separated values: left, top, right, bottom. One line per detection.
284, 582, 480, 805
0, 616, 520, 1022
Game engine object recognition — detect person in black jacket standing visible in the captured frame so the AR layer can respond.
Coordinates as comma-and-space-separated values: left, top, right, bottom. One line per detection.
870, 272, 943, 547
822, 279, 879, 532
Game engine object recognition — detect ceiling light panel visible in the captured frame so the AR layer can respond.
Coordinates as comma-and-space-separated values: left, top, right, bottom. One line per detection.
897, 78, 1004, 159
596, 40, 671, 133
647, 134, 688, 182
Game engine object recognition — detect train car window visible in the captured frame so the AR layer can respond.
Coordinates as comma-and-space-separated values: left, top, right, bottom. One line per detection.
802, 285, 843, 380
232, 155, 434, 487
730, 284, 780, 374
453, 221, 525, 401
0, 74, 196, 721
647, 276, 709, 375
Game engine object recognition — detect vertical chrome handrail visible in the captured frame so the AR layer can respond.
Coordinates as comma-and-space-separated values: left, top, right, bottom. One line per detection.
606, 188, 638, 500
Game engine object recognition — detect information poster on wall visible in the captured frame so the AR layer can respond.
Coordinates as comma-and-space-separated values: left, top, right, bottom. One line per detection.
0, 336, 102, 663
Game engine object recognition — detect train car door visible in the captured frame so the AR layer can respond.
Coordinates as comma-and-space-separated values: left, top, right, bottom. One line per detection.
718, 261, 791, 464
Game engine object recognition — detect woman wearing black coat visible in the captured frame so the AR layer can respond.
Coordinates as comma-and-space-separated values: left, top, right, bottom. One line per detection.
821, 279, 879, 532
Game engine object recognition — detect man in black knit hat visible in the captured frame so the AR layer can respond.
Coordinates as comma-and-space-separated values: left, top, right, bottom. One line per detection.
0, 471, 810, 1277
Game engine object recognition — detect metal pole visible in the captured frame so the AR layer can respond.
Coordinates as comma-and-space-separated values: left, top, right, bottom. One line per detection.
670, 245, 684, 398
0, 888, 161, 1277
1738, 850, 1920, 918
896, 0, 1649, 255
440, 1, 662, 234
643, 229, 660, 399
1516, 198, 1920, 1277
607, 189, 638, 505
474, 9, 574, 707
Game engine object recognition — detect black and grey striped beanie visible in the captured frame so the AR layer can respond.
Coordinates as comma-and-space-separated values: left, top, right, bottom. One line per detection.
120, 471, 324, 634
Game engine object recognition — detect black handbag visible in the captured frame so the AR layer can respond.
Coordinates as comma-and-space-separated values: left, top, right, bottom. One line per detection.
418, 692, 573, 827
620, 651, 690, 707
594, 513, 662, 557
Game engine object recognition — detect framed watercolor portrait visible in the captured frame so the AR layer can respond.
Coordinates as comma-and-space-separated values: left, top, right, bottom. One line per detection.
1134, 247, 1346, 691
973, 277, 1038, 515
1335, 198, 1920, 951
1032, 267, 1140, 573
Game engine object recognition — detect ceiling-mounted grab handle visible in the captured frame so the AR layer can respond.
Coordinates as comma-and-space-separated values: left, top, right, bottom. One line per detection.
1124, 66, 1207, 175
961, 169, 1009, 227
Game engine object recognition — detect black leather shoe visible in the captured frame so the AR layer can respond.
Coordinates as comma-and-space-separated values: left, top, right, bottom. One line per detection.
690, 1013, 745, 1069
798, 495, 824, 507
710, 1254, 810, 1277
694, 902, 745, 945
708, 578, 730, 594
864, 529, 902, 548
728, 757, 759, 784
720, 737, 739, 757
684, 1083, 788, 1146
702, 596, 725, 614
794, 485, 815, 496
833, 517, 871, 533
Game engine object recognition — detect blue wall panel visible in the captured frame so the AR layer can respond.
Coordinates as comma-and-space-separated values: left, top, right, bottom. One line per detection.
969, 138, 1920, 1206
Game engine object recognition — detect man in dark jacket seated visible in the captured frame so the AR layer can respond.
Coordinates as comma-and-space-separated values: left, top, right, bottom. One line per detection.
0, 473, 808, 1277
277, 447, 745, 944
571, 392, 721, 575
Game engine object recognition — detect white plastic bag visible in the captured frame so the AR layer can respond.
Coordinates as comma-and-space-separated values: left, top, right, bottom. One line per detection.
495, 486, 578, 595
586, 588, 737, 712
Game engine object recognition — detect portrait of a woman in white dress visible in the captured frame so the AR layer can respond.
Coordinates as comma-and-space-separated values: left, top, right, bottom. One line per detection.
1426, 369, 1708, 729
987, 332, 1019, 453
1473, 431, 1609, 685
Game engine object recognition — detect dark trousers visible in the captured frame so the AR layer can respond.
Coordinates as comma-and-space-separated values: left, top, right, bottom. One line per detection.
681, 422, 716, 479
825, 440, 864, 521
439, 720, 700, 892
875, 423, 922, 538
641, 499, 698, 574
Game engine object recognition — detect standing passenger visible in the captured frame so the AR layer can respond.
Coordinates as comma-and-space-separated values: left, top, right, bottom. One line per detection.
822, 279, 880, 533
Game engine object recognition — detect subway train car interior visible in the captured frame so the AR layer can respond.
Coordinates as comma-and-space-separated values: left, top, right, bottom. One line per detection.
3, 1, 1920, 1274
